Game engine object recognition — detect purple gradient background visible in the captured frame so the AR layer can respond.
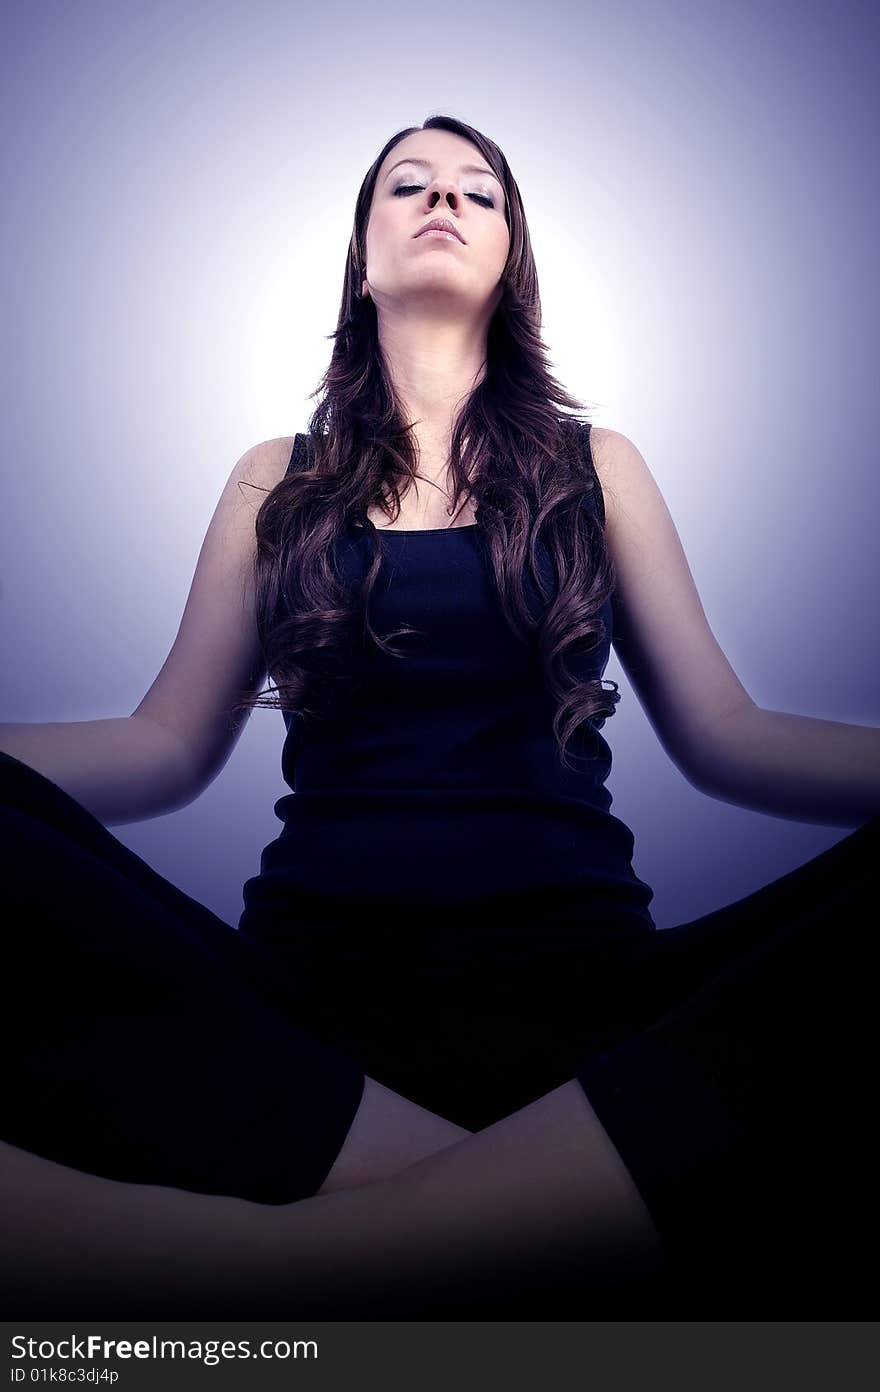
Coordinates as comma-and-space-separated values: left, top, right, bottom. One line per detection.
1, 0, 877, 935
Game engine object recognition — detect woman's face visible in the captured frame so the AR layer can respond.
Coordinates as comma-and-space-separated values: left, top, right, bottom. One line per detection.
362, 129, 510, 322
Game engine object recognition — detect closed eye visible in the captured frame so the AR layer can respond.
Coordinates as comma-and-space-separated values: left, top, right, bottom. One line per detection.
393, 184, 495, 208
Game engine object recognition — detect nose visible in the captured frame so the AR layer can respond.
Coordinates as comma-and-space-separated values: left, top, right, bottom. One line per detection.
423, 177, 459, 210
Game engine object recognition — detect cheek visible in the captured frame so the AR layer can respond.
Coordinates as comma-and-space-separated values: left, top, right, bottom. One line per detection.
491, 224, 511, 264
366, 206, 398, 257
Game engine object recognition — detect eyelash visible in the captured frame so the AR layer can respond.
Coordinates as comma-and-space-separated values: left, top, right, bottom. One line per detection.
393, 184, 495, 208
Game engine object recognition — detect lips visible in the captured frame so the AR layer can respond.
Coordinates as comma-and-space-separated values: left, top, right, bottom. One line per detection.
414, 218, 466, 243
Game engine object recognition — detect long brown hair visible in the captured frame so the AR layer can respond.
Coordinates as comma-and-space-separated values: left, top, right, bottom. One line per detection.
233, 114, 620, 770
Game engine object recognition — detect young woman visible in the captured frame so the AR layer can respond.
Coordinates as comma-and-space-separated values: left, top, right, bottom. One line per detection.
2, 115, 878, 1320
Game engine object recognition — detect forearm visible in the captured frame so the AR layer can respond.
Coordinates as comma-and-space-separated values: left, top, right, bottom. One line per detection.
0, 715, 200, 825
688, 704, 880, 827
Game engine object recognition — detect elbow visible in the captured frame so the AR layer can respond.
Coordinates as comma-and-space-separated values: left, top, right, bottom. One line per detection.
667, 702, 761, 802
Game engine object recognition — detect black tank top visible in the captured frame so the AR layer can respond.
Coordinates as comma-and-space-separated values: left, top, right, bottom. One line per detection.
239, 424, 656, 944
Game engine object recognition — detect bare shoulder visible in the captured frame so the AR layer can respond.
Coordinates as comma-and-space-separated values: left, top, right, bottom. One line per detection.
586, 425, 644, 535
233, 435, 296, 494
587, 424, 619, 465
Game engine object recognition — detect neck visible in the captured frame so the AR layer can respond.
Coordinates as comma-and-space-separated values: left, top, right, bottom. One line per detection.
377, 317, 489, 458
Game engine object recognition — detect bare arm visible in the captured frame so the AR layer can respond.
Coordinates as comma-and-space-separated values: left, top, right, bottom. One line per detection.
1, 437, 293, 827
590, 428, 878, 827
0, 715, 202, 825
686, 704, 880, 827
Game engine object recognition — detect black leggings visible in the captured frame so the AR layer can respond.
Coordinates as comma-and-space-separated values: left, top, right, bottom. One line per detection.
2, 748, 877, 1315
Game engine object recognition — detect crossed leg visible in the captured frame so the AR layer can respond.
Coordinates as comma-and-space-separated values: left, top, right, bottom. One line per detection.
0, 1075, 665, 1319
0, 751, 664, 1317
3, 751, 877, 1317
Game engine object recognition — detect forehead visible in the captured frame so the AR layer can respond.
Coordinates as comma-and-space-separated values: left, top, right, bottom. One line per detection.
378, 133, 501, 183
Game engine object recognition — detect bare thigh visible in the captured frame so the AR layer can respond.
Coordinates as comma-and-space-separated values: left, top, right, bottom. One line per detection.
317, 1075, 473, 1192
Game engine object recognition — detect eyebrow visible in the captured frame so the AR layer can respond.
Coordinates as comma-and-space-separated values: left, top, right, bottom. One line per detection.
384, 156, 501, 184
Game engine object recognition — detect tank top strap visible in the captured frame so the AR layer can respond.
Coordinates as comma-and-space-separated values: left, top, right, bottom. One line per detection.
577, 421, 605, 529
286, 432, 311, 477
